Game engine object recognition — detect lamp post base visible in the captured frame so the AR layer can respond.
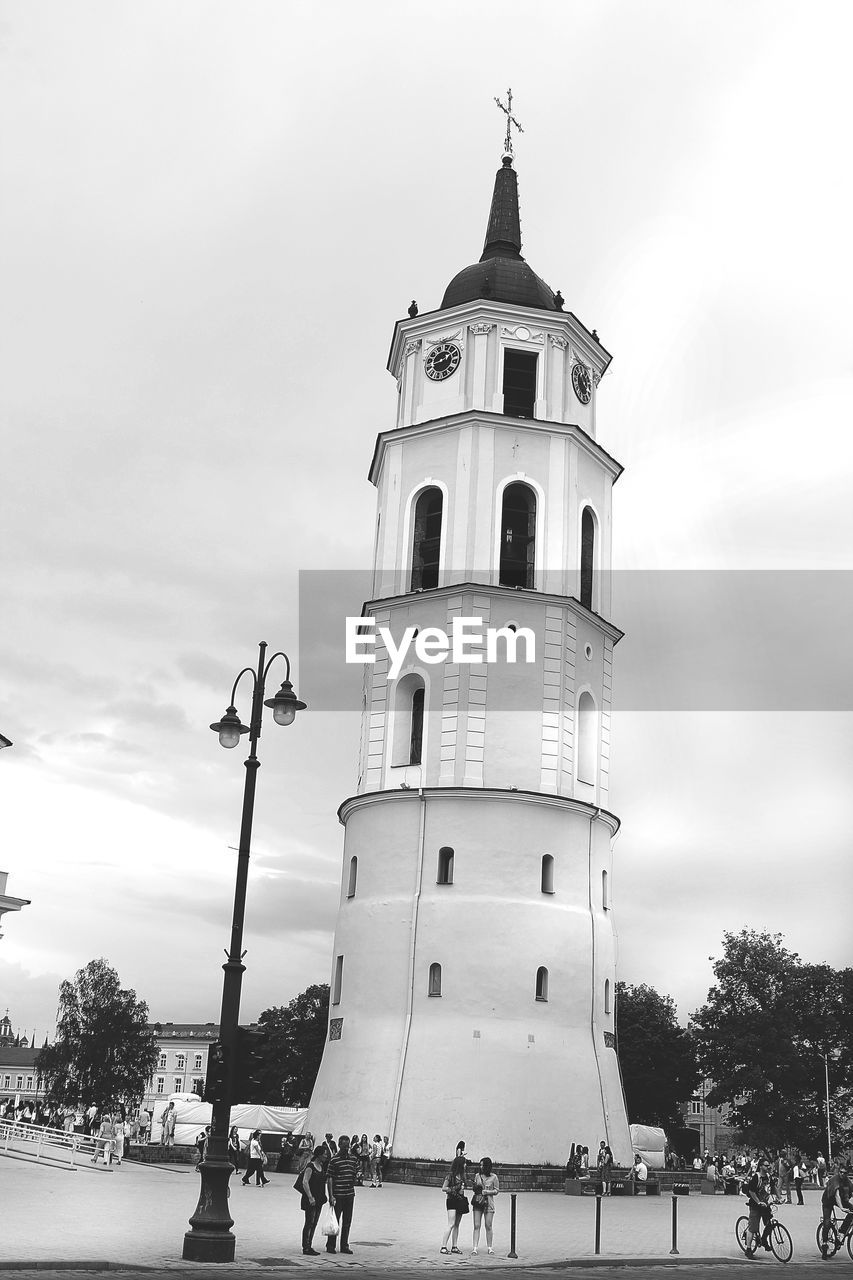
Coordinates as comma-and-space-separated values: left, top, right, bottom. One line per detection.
182, 1156, 236, 1262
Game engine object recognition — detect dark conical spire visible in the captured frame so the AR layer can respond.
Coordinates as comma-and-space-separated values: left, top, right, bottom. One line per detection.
480, 156, 522, 262
440, 154, 558, 312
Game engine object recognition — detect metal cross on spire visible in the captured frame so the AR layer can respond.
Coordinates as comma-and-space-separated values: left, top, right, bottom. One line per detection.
494, 88, 523, 158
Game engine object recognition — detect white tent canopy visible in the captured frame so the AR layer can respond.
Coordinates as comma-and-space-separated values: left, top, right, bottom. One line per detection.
156, 1094, 308, 1146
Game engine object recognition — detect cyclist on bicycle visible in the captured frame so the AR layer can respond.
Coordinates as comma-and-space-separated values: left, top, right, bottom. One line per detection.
743, 1158, 773, 1254
820, 1164, 853, 1259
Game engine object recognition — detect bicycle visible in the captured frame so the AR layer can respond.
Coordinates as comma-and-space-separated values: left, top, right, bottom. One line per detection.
815, 1207, 853, 1260
736, 1208, 794, 1263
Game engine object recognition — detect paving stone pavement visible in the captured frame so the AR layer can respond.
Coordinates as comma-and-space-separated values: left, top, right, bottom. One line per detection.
0, 1156, 831, 1270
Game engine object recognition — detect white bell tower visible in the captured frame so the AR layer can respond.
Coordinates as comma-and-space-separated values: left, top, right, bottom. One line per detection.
307, 127, 632, 1165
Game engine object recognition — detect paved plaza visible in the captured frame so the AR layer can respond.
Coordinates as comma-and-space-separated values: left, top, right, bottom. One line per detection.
0, 1154, 835, 1271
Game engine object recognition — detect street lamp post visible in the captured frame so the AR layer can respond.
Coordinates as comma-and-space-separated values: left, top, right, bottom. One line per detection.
821, 1052, 833, 1164
182, 640, 306, 1263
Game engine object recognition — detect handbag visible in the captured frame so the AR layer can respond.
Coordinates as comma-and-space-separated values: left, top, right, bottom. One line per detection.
449, 1191, 469, 1215
320, 1203, 339, 1237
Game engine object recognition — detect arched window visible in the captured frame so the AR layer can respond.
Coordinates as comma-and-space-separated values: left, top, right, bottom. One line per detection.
580, 507, 595, 610
409, 687, 424, 765
437, 846, 454, 885
602, 868, 609, 910
391, 674, 426, 767
428, 963, 442, 997
535, 966, 549, 1002
347, 856, 358, 899
332, 955, 344, 1006
541, 854, 554, 894
604, 978, 611, 1015
499, 483, 536, 589
577, 691, 597, 785
410, 487, 443, 591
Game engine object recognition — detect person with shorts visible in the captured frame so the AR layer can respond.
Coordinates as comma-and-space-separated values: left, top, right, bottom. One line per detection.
743, 1158, 773, 1254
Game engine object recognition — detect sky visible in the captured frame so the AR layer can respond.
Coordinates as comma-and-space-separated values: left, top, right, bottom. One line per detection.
1, 0, 851, 1044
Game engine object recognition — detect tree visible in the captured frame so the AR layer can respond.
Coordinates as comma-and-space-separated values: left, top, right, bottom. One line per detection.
616, 982, 699, 1130
690, 929, 853, 1150
36, 958, 158, 1110
254, 983, 329, 1106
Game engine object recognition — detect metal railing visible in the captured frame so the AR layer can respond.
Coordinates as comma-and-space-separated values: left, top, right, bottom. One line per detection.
0, 1117, 101, 1167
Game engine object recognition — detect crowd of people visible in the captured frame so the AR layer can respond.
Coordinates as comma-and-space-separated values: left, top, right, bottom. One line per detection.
0, 1096, 154, 1157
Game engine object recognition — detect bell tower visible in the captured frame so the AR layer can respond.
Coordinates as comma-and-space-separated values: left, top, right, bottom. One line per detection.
307, 117, 632, 1165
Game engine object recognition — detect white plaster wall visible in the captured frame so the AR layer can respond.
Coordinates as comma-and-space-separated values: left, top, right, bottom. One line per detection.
305, 790, 632, 1165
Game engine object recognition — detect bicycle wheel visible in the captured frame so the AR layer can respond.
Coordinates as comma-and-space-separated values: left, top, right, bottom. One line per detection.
768, 1220, 793, 1263
816, 1220, 839, 1258
846, 1229, 853, 1262
736, 1217, 754, 1257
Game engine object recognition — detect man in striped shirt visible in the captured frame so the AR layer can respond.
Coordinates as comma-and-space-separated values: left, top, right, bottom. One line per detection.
326, 1134, 359, 1254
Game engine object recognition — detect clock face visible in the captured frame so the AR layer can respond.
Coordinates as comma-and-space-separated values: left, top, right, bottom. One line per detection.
572, 362, 592, 405
425, 341, 462, 382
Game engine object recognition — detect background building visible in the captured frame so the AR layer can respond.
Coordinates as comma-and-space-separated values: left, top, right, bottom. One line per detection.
140, 1022, 218, 1117
0, 870, 30, 941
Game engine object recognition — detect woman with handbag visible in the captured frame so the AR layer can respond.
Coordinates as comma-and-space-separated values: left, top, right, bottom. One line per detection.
440, 1155, 469, 1254
297, 1146, 328, 1255
471, 1156, 499, 1254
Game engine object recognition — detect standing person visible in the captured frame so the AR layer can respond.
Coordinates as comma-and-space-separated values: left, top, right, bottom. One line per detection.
111, 1115, 125, 1167
159, 1101, 176, 1151
241, 1130, 269, 1186
360, 1133, 370, 1185
471, 1156, 499, 1255
92, 1113, 114, 1165
326, 1134, 359, 1255
792, 1154, 805, 1205
382, 1135, 391, 1182
440, 1154, 468, 1255
297, 1146, 328, 1256
85, 1102, 98, 1134
600, 1145, 614, 1195
369, 1134, 383, 1187
816, 1152, 827, 1188
228, 1126, 241, 1172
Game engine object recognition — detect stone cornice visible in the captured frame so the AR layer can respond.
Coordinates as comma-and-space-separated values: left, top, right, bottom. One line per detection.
368, 409, 623, 488
339, 786, 620, 835
387, 299, 612, 381
362, 581, 624, 645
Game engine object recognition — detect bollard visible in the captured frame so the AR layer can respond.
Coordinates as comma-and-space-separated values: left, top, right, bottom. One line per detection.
507, 1191, 518, 1258
594, 1193, 602, 1255
669, 1192, 679, 1255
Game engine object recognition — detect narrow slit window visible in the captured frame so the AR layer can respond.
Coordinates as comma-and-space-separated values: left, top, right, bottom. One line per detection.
535, 966, 549, 1001
410, 487, 443, 591
577, 691, 597, 784
428, 962, 442, 997
409, 687, 424, 765
541, 854, 554, 894
580, 507, 595, 610
604, 978, 611, 1015
347, 856, 358, 899
602, 868, 608, 910
437, 846, 454, 884
503, 349, 538, 418
332, 954, 344, 1005
499, 483, 536, 589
